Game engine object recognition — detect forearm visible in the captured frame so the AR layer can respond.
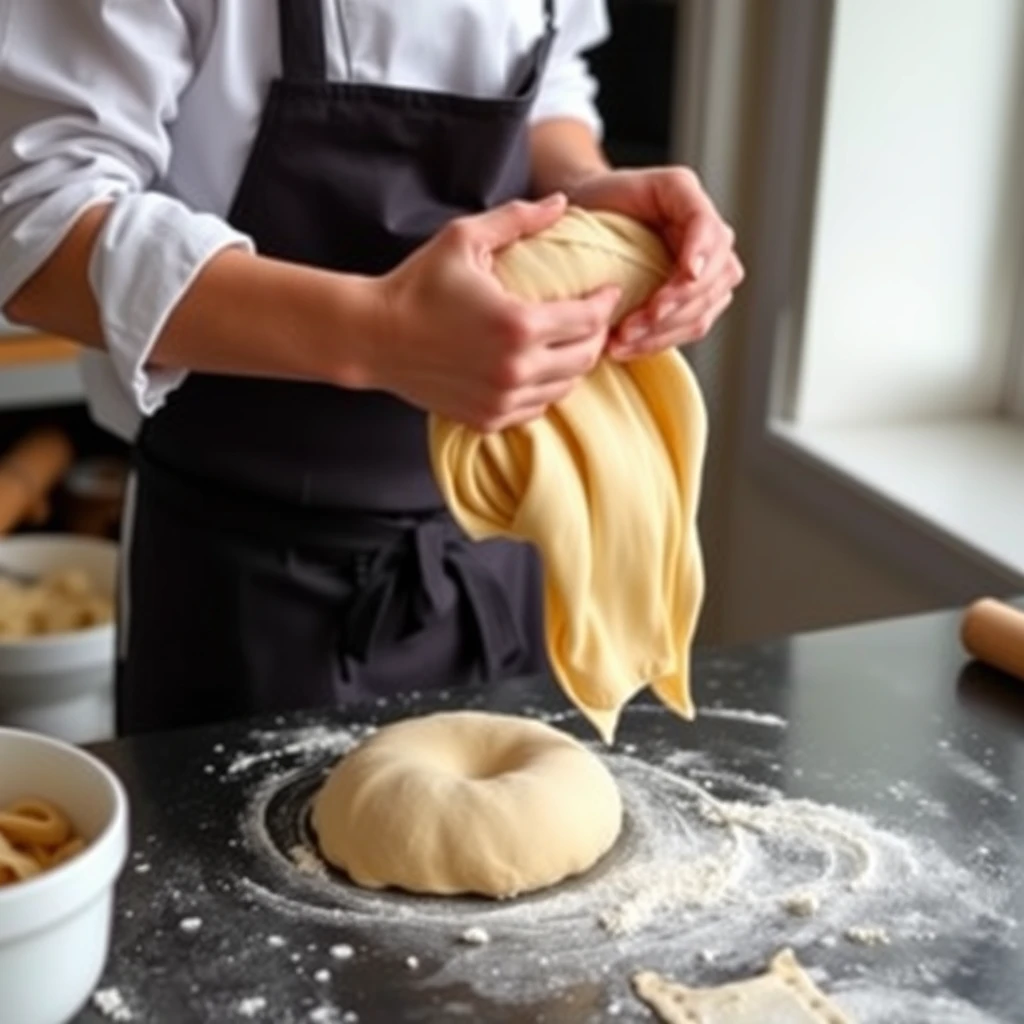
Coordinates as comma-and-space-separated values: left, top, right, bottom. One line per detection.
3, 205, 380, 389
529, 118, 612, 198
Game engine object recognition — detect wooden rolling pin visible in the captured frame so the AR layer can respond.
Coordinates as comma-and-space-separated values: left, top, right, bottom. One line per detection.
961, 598, 1024, 682
0, 427, 74, 534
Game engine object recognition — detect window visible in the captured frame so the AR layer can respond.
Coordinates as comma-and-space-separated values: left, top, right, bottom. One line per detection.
785, 0, 1024, 431
691, 0, 1024, 592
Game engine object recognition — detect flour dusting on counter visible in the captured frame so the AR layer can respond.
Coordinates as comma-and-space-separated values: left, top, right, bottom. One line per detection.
86, 699, 1021, 1024
220, 717, 1015, 1021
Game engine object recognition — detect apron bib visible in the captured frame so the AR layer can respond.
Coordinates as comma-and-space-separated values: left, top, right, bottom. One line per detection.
117, 0, 557, 733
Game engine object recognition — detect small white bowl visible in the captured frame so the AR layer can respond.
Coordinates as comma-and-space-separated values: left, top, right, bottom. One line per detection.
0, 535, 118, 744
0, 726, 129, 1024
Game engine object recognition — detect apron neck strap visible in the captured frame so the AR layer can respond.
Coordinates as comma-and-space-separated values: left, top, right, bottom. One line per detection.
278, 0, 556, 83
278, 0, 327, 82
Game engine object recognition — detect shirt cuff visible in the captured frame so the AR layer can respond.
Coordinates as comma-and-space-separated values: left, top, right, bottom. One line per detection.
88, 193, 255, 417
530, 55, 605, 138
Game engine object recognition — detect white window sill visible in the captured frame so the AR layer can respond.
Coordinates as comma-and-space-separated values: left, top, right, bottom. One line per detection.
758, 415, 1024, 595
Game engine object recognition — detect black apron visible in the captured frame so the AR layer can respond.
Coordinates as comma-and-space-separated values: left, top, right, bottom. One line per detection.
116, 0, 556, 734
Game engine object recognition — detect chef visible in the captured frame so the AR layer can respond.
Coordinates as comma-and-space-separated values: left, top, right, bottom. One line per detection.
0, 1, 742, 735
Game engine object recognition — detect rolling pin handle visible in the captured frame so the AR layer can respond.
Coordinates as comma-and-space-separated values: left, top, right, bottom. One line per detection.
960, 597, 1024, 683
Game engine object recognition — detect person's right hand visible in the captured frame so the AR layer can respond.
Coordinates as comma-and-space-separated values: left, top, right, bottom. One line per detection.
369, 193, 621, 431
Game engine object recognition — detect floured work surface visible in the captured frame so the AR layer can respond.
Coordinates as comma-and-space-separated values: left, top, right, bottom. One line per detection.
635, 949, 853, 1024
74, 615, 1024, 1024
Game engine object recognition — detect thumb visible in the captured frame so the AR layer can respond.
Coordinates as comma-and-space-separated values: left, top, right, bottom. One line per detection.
677, 211, 717, 280
470, 193, 568, 251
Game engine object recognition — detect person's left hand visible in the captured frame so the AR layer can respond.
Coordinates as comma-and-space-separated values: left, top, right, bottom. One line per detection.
566, 166, 744, 360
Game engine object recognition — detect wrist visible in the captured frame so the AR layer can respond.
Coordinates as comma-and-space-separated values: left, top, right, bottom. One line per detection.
321, 272, 389, 391
529, 119, 611, 198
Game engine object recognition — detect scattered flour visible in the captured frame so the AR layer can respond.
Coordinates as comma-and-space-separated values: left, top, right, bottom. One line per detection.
290, 844, 327, 878
92, 987, 134, 1021
267, 935, 287, 948
458, 926, 491, 945
229, 726, 1014, 1020
179, 917, 202, 933
845, 926, 891, 947
941, 748, 1011, 799
834, 987, 1006, 1024
329, 943, 354, 960
309, 1010, 341, 1024
237, 996, 267, 1017
225, 724, 368, 778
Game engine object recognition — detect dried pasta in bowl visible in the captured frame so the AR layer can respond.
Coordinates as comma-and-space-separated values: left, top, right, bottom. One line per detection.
0, 797, 87, 886
0, 568, 114, 640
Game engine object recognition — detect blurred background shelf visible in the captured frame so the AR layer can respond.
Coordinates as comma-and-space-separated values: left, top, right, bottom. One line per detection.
0, 333, 84, 411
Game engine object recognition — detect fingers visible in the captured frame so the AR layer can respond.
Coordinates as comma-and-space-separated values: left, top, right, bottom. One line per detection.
456, 318, 610, 432
612, 251, 743, 358
651, 249, 744, 320
486, 380, 577, 431
452, 193, 568, 253
518, 284, 621, 347
457, 376, 578, 433
650, 251, 743, 329
611, 288, 735, 361
531, 329, 606, 385
677, 211, 727, 281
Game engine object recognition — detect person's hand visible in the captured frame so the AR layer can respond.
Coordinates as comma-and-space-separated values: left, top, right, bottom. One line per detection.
372, 194, 620, 431
566, 167, 744, 360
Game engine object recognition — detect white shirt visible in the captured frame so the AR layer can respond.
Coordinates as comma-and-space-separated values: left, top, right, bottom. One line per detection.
0, 0, 609, 440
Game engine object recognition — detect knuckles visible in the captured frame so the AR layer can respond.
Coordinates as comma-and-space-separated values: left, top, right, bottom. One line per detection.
668, 166, 700, 194
440, 217, 475, 248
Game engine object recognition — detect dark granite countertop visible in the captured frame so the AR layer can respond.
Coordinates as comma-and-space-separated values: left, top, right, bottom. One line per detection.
76, 602, 1024, 1024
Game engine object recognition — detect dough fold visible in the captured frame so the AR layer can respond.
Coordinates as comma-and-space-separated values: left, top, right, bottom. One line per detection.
428, 207, 707, 743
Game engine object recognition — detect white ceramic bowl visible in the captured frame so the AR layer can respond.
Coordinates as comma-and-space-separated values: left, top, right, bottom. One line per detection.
0, 726, 129, 1024
0, 535, 118, 744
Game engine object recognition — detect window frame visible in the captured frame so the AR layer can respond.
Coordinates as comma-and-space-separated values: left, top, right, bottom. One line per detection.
711, 0, 1024, 598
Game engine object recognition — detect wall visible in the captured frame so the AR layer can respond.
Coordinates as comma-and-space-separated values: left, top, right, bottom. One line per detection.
669, 0, 951, 647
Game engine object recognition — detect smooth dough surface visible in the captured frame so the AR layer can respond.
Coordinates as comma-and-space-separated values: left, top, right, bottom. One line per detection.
633, 949, 855, 1024
310, 710, 623, 898
429, 207, 707, 743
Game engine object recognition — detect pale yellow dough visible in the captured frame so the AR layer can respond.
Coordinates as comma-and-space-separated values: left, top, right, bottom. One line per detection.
310, 710, 623, 898
633, 949, 856, 1024
428, 207, 707, 743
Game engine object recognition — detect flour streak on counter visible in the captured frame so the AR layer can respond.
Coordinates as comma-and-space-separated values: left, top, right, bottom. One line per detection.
699, 706, 789, 728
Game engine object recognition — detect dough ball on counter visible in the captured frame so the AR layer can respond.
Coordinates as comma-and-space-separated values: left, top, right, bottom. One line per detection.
310, 710, 623, 898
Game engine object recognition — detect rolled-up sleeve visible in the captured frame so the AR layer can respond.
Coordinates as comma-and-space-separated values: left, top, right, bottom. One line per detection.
0, 0, 253, 419
530, 0, 611, 135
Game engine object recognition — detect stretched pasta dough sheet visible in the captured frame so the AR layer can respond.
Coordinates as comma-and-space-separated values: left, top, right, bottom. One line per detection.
429, 207, 707, 744
633, 949, 855, 1024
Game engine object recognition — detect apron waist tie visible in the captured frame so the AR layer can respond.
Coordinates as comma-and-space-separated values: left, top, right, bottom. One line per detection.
338, 518, 528, 681
131, 445, 532, 682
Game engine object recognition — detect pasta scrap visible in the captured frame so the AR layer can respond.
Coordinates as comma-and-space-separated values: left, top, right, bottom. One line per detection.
0, 796, 86, 887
